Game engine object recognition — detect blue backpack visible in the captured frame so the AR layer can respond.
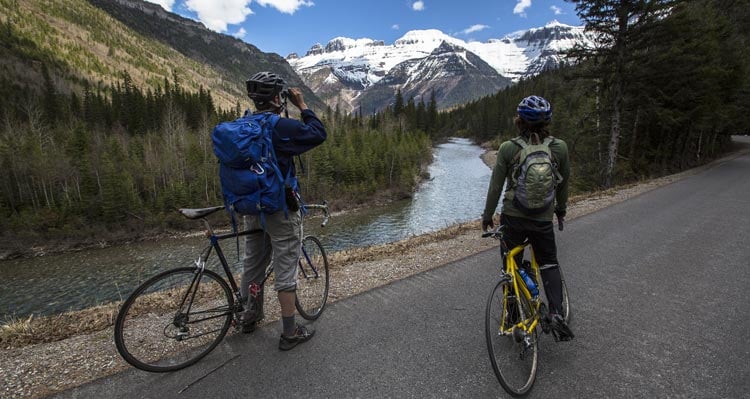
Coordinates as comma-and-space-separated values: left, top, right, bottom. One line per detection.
212, 112, 292, 218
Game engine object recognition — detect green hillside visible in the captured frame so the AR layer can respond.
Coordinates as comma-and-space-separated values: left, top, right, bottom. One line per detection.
87, 0, 325, 111
0, 0, 244, 108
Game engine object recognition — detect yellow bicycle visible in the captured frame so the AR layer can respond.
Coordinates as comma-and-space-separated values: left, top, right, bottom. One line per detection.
482, 226, 571, 396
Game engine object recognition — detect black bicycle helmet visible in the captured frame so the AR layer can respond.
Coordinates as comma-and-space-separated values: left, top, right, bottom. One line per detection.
246, 71, 286, 101
517, 95, 552, 123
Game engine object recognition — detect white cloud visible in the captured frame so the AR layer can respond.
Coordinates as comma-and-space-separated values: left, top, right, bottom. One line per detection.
144, 0, 175, 11
513, 0, 531, 16
412, 1, 425, 11
550, 5, 563, 15
392, 24, 400, 30
256, 0, 314, 14
233, 27, 247, 38
186, 0, 253, 32
185, 0, 314, 33
462, 24, 489, 35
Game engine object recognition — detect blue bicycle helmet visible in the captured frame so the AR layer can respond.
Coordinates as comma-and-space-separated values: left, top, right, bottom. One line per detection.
517, 95, 552, 123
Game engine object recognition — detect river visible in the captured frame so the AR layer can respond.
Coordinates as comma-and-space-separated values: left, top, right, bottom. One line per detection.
0, 138, 491, 321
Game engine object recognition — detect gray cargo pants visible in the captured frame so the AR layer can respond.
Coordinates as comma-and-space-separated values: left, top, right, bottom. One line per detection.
240, 210, 301, 298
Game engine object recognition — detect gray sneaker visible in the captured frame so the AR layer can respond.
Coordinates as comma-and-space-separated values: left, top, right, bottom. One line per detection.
278, 324, 315, 351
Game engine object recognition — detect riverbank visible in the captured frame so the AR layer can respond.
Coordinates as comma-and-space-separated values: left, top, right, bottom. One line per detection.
2, 139, 748, 398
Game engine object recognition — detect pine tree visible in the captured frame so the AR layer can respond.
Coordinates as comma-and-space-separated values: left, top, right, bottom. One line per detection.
566, 0, 676, 186
393, 89, 404, 116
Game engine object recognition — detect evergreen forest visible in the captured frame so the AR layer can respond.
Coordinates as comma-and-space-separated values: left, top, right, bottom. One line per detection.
0, 67, 433, 249
1, 0, 749, 255
439, 0, 749, 193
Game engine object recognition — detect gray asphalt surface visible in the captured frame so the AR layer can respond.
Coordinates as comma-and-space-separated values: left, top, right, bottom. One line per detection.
54, 141, 750, 398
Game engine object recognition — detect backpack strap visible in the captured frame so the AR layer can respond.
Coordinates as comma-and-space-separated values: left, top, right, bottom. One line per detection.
260, 113, 289, 220
542, 136, 564, 184
510, 137, 527, 164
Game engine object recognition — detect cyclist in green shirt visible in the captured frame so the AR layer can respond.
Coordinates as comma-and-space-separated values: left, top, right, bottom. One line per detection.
482, 95, 574, 341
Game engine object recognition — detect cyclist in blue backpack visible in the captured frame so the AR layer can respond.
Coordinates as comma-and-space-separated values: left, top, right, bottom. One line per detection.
481, 95, 574, 341
239, 71, 327, 350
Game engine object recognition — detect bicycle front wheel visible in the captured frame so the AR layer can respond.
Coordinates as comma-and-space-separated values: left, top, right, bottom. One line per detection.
114, 267, 233, 372
485, 279, 539, 396
295, 235, 329, 320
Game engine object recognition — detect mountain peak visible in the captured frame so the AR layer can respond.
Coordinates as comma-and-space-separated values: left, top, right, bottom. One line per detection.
395, 29, 457, 47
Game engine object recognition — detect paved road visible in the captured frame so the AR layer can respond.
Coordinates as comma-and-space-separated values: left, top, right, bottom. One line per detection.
54, 142, 750, 398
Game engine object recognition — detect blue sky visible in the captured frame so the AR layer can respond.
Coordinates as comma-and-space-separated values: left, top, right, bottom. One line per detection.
145, 0, 582, 57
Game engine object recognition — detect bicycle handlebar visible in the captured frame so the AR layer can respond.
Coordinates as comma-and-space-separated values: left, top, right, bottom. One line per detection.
482, 225, 506, 239
304, 201, 330, 227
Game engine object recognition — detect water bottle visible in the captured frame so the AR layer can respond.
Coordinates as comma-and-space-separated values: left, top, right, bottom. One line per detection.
518, 268, 539, 297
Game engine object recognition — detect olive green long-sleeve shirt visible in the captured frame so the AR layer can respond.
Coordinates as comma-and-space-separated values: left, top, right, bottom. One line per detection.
482, 135, 570, 222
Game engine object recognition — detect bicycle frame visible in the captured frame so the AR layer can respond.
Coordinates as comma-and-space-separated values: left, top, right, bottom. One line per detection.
202, 227, 263, 304
499, 242, 543, 336
189, 202, 331, 306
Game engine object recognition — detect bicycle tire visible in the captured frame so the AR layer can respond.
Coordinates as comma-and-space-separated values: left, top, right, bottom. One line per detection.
559, 266, 571, 324
485, 279, 539, 397
295, 235, 329, 320
114, 267, 233, 372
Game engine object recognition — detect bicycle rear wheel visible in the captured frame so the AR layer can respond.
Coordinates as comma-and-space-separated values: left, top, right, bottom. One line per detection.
114, 267, 233, 372
485, 279, 539, 396
560, 267, 571, 324
295, 235, 329, 320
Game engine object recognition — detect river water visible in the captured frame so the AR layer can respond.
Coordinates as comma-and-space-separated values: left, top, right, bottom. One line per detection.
0, 138, 491, 320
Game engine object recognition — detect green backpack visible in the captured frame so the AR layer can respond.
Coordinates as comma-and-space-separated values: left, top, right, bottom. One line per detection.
510, 134, 563, 215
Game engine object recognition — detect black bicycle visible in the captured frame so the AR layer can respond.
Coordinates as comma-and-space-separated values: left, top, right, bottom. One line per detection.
114, 203, 330, 372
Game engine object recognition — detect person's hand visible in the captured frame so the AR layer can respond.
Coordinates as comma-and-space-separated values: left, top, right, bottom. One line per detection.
482, 216, 494, 231
286, 87, 307, 111
555, 210, 566, 231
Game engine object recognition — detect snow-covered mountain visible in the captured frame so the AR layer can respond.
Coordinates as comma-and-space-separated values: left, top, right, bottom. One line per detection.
287, 21, 594, 113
